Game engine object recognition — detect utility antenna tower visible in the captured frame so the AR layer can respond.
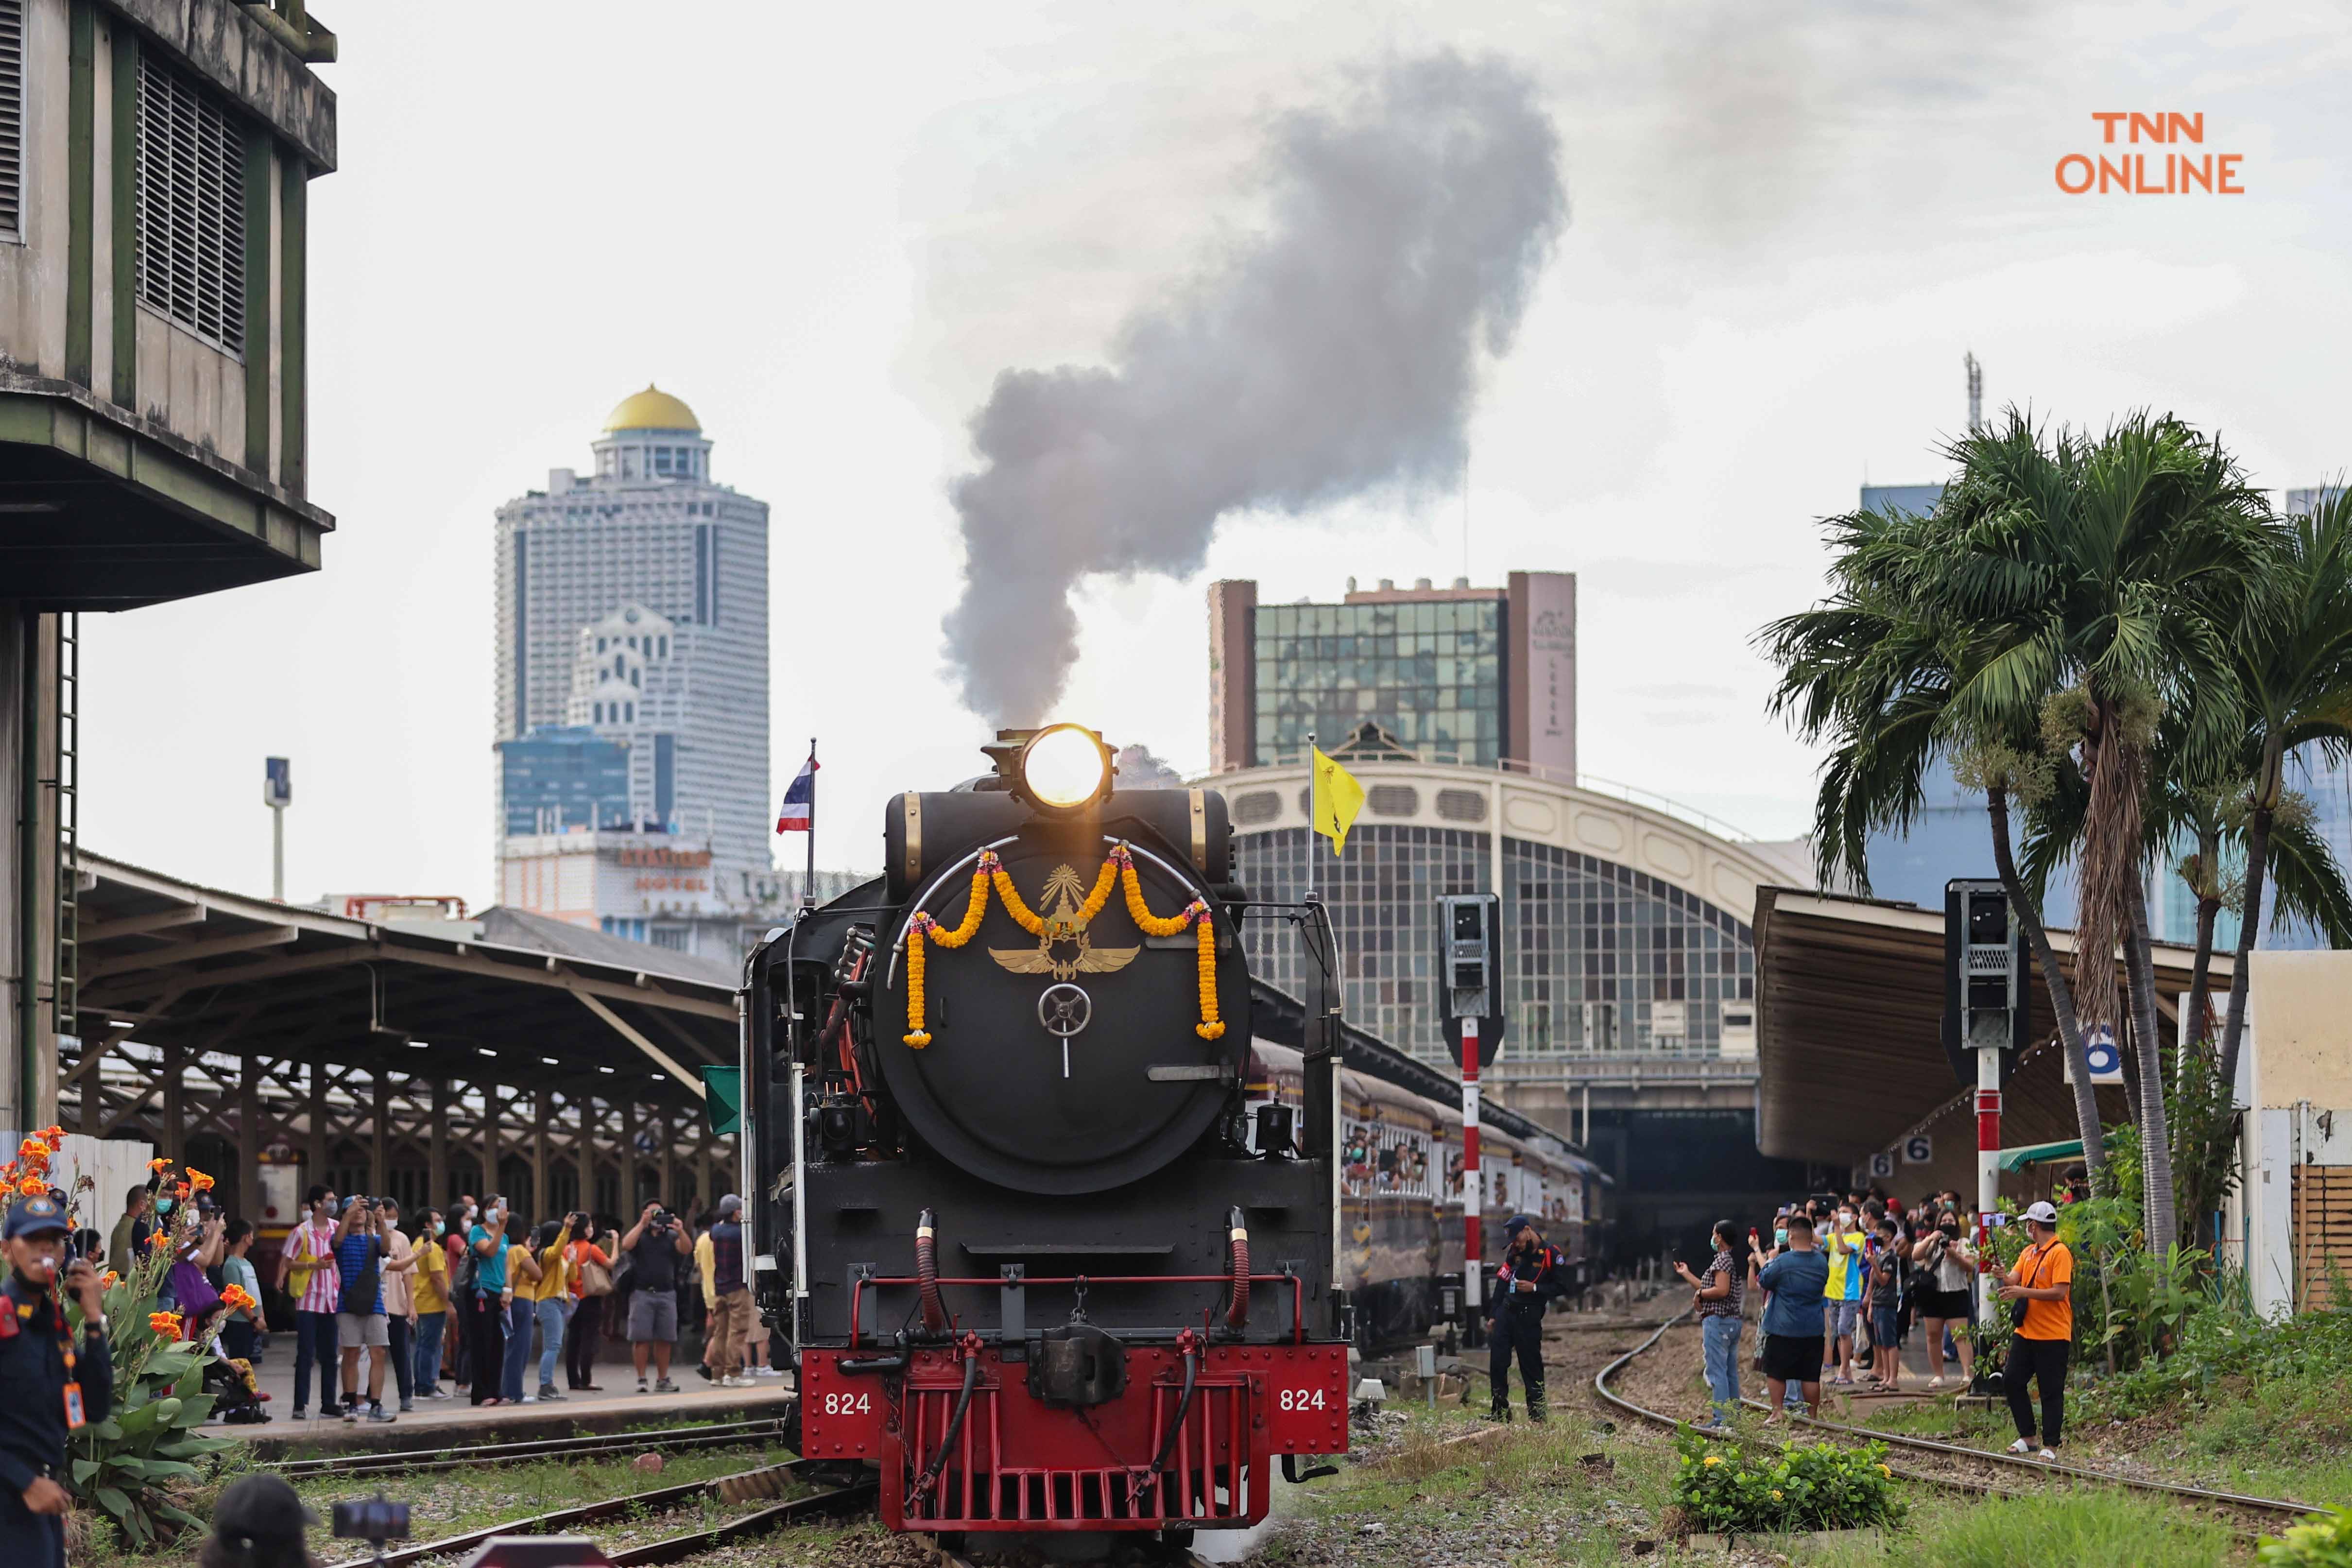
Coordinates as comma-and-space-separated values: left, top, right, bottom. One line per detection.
1965, 351, 1983, 433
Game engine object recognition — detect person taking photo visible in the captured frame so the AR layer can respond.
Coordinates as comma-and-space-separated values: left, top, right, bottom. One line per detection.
1750, 1212, 1828, 1421
1996, 1200, 2073, 1459
1673, 1220, 1744, 1431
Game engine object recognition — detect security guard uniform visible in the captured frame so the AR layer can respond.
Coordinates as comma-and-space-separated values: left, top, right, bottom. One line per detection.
1487, 1214, 1567, 1422
0, 1194, 115, 1568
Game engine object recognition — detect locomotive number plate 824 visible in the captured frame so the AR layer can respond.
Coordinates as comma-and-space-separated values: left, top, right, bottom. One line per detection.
801, 1352, 889, 1458
1261, 1350, 1353, 1453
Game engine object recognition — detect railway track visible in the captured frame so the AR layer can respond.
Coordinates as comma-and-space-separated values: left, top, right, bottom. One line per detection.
322, 1458, 872, 1568
1593, 1313, 2325, 1539
274, 1414, 797, 1480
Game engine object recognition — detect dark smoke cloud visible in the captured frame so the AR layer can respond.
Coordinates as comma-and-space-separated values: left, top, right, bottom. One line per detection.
942, 51, 1566, 724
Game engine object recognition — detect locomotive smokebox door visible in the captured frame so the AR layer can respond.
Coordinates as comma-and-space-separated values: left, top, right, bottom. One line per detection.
876, 796, 1250, 1195
1028, 1324, 1129, 1407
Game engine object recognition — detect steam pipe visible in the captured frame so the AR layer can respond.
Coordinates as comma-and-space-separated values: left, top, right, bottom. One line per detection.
1225, 1207, 1250, 1329
915, 1208, 948, 1334
1135, 1332, 1201, 1511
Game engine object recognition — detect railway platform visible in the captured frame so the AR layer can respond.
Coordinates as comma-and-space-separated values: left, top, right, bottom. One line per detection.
221, 1346, 796, 1443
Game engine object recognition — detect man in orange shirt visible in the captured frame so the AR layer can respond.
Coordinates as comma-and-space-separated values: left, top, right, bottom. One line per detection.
1995, 1200, 2073, 1459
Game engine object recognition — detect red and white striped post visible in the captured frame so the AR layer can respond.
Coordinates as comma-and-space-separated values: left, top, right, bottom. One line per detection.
1462, 1017, 1482, 1320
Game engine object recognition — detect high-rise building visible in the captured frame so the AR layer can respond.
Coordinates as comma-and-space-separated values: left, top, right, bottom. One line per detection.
493, 389, 772, 903
1206, 573, 1576, 776
494, 726, 632, 839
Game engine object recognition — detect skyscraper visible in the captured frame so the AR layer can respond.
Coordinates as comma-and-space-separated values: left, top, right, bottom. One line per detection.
494, 389, 773, 903
1206, 572, 1577, 776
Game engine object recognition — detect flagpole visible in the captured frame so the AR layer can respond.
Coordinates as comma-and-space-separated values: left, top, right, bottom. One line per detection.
1305, 730, 1318, 904
801, 737, 817, 909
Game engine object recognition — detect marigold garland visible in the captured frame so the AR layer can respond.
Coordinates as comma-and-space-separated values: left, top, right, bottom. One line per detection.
904, 843, 1225, 1048
904, 852, 1002, 1046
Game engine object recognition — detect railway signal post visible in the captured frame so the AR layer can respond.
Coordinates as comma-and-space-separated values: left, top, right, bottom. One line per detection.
1440, 893, 1504, 1344
1942, 879, 2028, 1353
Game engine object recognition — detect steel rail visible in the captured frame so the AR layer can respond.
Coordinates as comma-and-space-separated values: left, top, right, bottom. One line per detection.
602, 1479, 880, 1565
272, 1413, 793, 1478
1593, 1312, 2325, 1532
320, 1459, 841, 1568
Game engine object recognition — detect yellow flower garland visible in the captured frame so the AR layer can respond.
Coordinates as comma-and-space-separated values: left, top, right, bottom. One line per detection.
902, 844, 1225, 1047
903, 852, 999, 1046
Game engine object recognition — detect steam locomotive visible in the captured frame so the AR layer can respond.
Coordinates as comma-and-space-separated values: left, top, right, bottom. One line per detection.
743, 727, 1352, 1546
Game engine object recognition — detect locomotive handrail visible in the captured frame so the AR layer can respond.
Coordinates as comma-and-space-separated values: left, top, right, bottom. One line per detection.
846, 1272, 1309, 1349
884, 834, 1021, 990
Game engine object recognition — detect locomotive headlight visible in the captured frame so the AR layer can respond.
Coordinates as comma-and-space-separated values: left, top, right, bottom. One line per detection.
1019, 724, 1114, 813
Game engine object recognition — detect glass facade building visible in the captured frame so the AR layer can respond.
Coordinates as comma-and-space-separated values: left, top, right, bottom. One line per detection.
494, 725, 632, 838
1251, 598, 1504, 765
1233, 823, 1755, 1065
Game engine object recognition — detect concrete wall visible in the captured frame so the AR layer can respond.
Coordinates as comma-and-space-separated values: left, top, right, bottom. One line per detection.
2248, 951, 2352, 1111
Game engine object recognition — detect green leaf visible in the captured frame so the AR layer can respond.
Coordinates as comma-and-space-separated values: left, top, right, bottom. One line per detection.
93, 1484, 132, 1518
70, 1457, 99, 1484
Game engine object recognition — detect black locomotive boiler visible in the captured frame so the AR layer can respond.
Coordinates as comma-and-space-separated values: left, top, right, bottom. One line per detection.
743, 726, 1350, 1544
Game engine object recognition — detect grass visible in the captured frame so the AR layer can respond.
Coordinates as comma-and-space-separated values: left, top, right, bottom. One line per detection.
1794, 1488, 2238, 1568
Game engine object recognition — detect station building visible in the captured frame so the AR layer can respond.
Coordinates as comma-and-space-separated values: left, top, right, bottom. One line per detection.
2, 0, 337, 1145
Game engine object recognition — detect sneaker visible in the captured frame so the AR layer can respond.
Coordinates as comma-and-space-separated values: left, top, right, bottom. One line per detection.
1928, 1376, 1945, 1390
654, 1378, 678, 1394
367, 1404, 395, 1424
581, 1383, 604, 1392
751, 1366, 783, 1378
342, 1404, 358, 1423
398, 1398, 414, 1413
2008, 1438, 2034, 1455
2037, 1447, 2058, 1461
636, 1377, 650, 1394
537, 1385, 566, 1401
697, 1363, 715, 1382
291, 1408, 307, 1422
520, 1394, 537, 1404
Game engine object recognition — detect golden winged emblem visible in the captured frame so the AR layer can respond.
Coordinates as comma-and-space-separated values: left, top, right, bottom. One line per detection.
989, 863, 1141, 981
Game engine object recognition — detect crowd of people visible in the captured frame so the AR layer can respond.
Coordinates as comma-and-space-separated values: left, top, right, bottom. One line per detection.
47, 1176, 777, 1428
1675, 1183, 2078, 1459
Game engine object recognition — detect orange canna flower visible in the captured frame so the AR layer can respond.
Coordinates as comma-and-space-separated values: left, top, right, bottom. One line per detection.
147, 1311, 182, 1340
172, 1183, 189, 1201
220, 1284, 257, 1312
38, 1126, 63, 1151
101, 1271, 120, 1289
186, 1168, 215, 1192
17, 1176, 45, 1196
147, 1157, 170, 1173
17, 1139, 43, 1162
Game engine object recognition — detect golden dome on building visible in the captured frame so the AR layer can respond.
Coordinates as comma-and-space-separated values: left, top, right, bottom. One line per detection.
602, 386, 701, 433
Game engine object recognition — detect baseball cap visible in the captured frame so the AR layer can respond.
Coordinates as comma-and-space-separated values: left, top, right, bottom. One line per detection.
1501, 1213, 1536, 1238
2022, 1200, 2060, 1225
716, 1193, 743, 1218
4, 1194, 70, 1240
213, 1474, 317, 1549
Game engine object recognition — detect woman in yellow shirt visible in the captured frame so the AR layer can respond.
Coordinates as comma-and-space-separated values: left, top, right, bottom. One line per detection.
411, 1207, 452, 1400
528, 1217, 575, 1402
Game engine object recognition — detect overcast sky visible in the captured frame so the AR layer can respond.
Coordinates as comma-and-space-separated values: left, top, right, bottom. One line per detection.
76, 0, 2352, 909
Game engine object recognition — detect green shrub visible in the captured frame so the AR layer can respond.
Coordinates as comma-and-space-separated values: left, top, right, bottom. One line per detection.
2261, 1507, 2352, 1567
1672, 1426, 1903, 1535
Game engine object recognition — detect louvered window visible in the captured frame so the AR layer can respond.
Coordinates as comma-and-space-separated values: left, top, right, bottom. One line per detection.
136, 52, 245, 354
0, 0, 23, 237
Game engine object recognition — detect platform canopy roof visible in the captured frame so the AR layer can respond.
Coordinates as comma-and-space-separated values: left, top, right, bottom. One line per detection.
1753, 887, 2230, 1165
67, 853, 740, 1111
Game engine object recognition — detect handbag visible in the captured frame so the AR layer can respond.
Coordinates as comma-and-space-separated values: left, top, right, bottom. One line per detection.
580, 1251, 615, 1299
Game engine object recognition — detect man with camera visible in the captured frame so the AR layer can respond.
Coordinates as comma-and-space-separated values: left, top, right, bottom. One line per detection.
622, 1201, 692, 1394
0, 1193, 112, 1568
1995, 1200, 2073, 1459
333, 1196, 410, 1423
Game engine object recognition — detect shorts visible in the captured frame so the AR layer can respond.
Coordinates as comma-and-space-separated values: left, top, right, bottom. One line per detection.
337, 1311, 389, 1349
1761, 1332, 1825, 1384
1871, 1307, 1901, 1348
1917, 1287, 1972, 1320
1827, 1298, 1860, 1338
628, 1290, 679, 1343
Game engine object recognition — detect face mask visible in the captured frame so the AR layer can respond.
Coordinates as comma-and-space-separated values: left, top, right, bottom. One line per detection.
155, 1198, 174, 1216
433, 1221, 446, 1237
1774, 1228, 1788, 1246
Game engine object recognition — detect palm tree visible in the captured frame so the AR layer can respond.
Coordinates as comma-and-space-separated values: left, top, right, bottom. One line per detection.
1760, 488, 2111, 1184
1766, 412, 2274, 1249
2215, 489, 2352, 1099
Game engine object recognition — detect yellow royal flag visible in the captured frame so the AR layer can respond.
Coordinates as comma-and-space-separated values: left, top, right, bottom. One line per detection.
1311, 746, 1366, 857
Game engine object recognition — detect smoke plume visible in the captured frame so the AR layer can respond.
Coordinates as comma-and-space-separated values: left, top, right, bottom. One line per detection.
942, 51, 1566, 724
1113, 743, 1188, 791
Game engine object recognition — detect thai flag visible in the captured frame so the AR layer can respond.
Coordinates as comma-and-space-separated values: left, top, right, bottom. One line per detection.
776, 755, 818, 833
